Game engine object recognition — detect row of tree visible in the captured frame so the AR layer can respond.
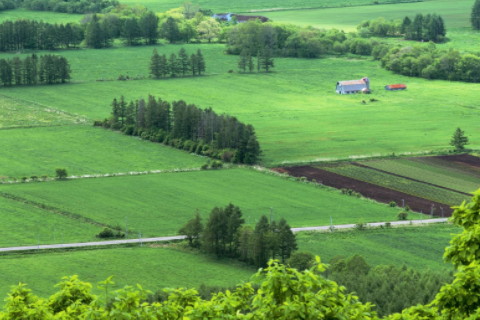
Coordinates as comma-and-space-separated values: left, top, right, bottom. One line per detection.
150, 48, 205, 78
380, 45, 480, 82
14, 0, 118, 13
238, 48, 274, 72
0, 54, 70, 86
179, 204, 297, 267
99, 96, 261, 164
0, 20, 83, 51
357, 14, 446, 43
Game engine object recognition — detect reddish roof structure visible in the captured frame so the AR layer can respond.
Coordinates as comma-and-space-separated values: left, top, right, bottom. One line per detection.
385, 84, 407, 90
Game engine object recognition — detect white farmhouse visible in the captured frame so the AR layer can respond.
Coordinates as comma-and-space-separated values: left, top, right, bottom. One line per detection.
336, 77, 370, 94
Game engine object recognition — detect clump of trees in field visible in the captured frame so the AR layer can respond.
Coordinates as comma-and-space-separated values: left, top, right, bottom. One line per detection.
3, 191, 480, 318
378, 45, 480, 82
97, 96, 261, 164
357, 14, 446, 43
179, 204, 297, 268
0, 54, 70, 86
150, 48, 205, 78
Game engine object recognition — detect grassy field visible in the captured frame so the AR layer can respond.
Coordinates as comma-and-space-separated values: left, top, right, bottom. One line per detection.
264, 0, 473, 30
363, 158, 480, 194
298, 223, 460, 272
0, 245, 255, 298
0, 8, 83, 23
0, 195, 99, 247
0, 95, 83, 128
0, 125, 206, 178
0, 167, 405, 244
1, 45, 480, 166
123, 0, 417, 14
321, 163, 469, 205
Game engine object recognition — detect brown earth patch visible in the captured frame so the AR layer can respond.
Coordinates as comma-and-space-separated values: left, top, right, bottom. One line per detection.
276, 166, 453, 217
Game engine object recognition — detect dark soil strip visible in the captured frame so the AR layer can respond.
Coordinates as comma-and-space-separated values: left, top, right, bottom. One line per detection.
276, 166, 453, 217
351, 162, 471, 196
433, 154, 480, 167
0, 192, 111, 228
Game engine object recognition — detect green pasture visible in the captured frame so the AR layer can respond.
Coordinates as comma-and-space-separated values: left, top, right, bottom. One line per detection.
362, 158, 480, 194
0, 8, 83, 23
1, 44, 480, 166
123, 0, 414, 14
0, 125, 205, 178
0, 195, 99, 247
0, 95, 83, 128
298, 223, 460, 272
264, 0, 472, 31
0, 168, 405, 242
321, 163, 468, 205
0, 246, 254, 298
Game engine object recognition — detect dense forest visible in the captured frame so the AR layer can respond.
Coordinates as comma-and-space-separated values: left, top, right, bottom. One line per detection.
97, 96, 261, 164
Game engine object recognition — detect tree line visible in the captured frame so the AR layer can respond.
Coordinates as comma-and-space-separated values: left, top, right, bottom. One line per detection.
97, 95, 261, 164
150, 48, 205, 78
5, 0, 118, 13
357, 14, 446, 43
0, 54, 70, 86
179, 204, 297, 268
0, 20, 83, 51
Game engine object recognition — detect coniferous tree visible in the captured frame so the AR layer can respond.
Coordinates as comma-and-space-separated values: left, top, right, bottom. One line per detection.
178, 48, 190, 76
472, 0, 480, 30
150, 48, 161, 79
139, 11, 159, 45
450, 127, 469, 151
121, 17, 141, 46
85, 14, 104, 48
196, 49, 205, 74
161, 17, 181, 43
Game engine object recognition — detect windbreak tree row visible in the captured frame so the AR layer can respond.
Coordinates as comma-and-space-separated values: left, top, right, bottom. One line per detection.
0, 54, 70, 86
97, 96, 261, 164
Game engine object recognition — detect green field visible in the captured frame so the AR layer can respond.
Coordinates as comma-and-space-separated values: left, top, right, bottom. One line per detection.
363, 158, 480, 194
264, 0, 472, 30
123, 0, 416, 14
298, 223, 459, 272
1, 45, 480, 166
0, 125, 205, 178
321, 163, 469, 205
0, 195, 99, 247
0, 168, 404, 245
0, 8, 83, 23
0, 246, 255, 298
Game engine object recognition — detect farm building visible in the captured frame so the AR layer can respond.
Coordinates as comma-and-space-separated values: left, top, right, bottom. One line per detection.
212, 13, 269, 23
385, 84, 407, 90
336, 77, 370, 94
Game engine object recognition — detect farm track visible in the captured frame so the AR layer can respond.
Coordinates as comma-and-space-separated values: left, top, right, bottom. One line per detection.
0, 192, 112, 228
277, 166, 453, 216
0, 218, 448, 253
351, 162, 471, 196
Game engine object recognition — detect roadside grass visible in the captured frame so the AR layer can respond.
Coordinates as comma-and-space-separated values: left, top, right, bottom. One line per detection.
0, 168, 405, 241
0, 196, 100, 247
298, 223, 460, 272
1, 45, 480, 166
363, 158, 480, 194
0, 125, 205, 178
0, 8, 83, 23
0, 245, 254, 299
0, 95, 83, 128
321, 163, 468, 205
123, 0, 415, 14
263, 0, 472, 30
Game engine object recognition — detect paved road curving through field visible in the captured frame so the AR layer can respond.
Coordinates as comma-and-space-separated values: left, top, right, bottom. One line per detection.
0, 218, 448, 253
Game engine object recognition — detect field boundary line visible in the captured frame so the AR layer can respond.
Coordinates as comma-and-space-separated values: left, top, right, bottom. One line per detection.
0, 218, 448, 253
351, 162, 471, 196
0, 192, 113, 228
